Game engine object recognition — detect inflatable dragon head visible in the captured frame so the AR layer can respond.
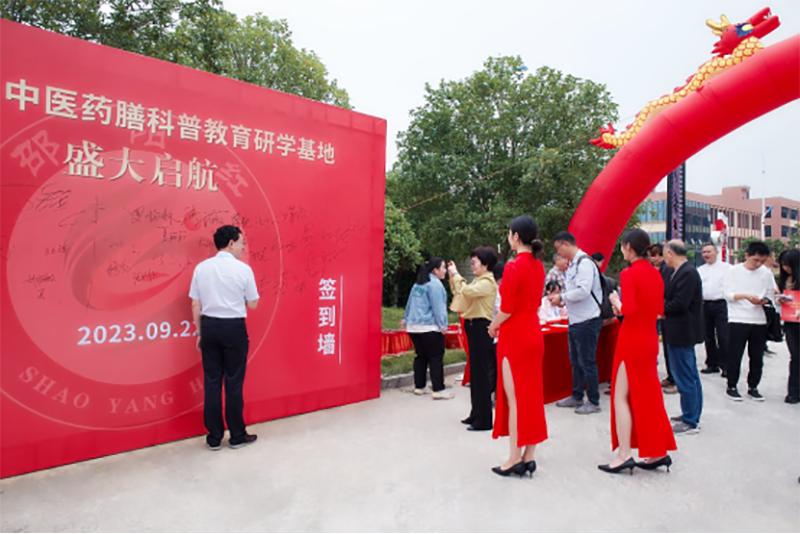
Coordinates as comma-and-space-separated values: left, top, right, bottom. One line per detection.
590, 7, 782, 150
707, 7, 780, 57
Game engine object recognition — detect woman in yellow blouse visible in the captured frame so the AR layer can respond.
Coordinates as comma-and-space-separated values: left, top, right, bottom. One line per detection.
448, 246, 498, 431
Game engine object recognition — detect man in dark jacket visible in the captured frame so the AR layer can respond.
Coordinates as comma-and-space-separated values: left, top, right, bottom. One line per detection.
663, 240, 704, 435
649, 243, 677, 394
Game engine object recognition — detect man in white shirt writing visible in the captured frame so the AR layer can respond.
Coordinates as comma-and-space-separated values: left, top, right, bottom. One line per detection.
698, 243, 731, 377
723, 241, 774, 402
190, 225, 260, 450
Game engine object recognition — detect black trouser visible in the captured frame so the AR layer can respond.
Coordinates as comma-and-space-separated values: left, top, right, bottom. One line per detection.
658, 319, 674, 382
785, 322, 800, 399
200, 316, 249, 445
727, 322, 767, 390
703, 300, 729, 371
409, 331, 446, 392
463, 318, 494, 430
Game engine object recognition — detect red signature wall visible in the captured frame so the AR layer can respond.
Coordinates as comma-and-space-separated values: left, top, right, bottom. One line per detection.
0, 20, 386, 478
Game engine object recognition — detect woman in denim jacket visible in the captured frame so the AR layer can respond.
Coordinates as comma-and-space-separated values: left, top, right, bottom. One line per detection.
401, 257, 451, 399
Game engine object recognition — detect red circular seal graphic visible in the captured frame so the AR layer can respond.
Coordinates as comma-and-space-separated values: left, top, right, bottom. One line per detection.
1, 119, 282, 430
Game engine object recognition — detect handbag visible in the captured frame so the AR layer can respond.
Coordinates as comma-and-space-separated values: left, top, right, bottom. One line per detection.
763, 301, 783, 342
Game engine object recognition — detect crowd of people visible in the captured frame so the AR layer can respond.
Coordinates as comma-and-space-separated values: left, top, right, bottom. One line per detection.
187, 223, 797, 474
400, 218, 799, 477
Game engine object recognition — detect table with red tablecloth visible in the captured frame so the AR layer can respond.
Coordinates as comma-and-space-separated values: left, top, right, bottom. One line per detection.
459, 319, 619, 403
381, 324, 464, 357
540, 319, 619, 403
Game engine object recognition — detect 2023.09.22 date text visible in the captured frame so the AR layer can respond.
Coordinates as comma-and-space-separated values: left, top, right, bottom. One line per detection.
77, 321, 197, 345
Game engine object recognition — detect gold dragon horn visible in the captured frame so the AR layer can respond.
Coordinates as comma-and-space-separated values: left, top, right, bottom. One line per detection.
706, 14, 731, 36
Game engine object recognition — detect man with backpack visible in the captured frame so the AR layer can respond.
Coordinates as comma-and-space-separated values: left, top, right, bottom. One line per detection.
549, 231, 605, 414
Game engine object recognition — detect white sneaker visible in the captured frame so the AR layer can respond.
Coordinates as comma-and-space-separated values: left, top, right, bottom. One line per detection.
432, 390, 454, 400
413, 388, 426, 395
455, 373, 464, 381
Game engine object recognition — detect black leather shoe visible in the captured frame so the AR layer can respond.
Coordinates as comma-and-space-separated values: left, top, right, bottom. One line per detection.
635, 455, 672, 472
467, 425, 491, 432
461, 417, 474, 425
700, 367, 720, 374
491, 461, 527, 477
525, 461, 537, 477
598, 457, 635, 475
784, 395, 799, 404
229, 434, 257, 449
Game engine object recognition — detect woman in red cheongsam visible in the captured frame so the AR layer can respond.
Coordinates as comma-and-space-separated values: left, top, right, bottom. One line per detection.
488, 216, 547, 478
599, 228, 676, 475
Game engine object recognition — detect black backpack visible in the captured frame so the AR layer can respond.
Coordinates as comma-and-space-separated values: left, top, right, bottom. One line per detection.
576, 255, 616, 320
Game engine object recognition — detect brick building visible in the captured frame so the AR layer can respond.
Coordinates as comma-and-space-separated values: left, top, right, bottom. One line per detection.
639, 186, 798, 263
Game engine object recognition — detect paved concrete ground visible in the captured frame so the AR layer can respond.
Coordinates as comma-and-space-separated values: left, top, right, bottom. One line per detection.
2, 343, 799, 532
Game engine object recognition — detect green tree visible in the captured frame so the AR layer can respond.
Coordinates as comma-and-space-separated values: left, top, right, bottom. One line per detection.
382, 197, 422, 307
389, 56, 618, 263
1, 0, 350, 107
735, 236, 787, 262
788, 224, 800, 249
1, 0, 105, 40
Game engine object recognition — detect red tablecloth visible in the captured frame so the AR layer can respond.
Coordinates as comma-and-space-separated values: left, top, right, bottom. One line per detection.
381, 325, 464, 357
458, 319, 619, 404
541, 319, 619, 404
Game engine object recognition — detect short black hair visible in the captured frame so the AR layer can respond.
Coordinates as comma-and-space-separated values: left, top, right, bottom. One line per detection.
213, 225, 242, 250
553, 231, 575, 245
649, 243, 664, 255
746, 240, 770, 257
471, 246, 498, 271
590, 252, 605, 263
545, 281, 561, 293
492, 261, 506, 281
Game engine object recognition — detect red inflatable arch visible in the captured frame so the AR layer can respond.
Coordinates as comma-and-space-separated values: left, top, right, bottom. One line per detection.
568, 34, 799, 265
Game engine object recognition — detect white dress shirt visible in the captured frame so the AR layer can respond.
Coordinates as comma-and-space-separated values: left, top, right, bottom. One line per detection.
189, 251, 259, 318
698, 259, 730, 301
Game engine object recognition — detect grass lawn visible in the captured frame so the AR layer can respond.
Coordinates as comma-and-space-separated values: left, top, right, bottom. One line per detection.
381, 306, 460, 330
380, 307, 467, 376
381, 348, 467, 377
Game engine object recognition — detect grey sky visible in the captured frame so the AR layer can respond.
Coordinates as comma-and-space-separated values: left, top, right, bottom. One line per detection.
225, 0, 800, 200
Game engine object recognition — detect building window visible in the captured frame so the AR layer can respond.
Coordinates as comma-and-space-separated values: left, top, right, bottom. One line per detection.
792, 209, 798, 221
753, 215, 760, 230
765, 226, 772, 238
641, 200, 667, 222
765, 208, 772, 219
782, 225, 790, 237
782, 206, 790, 218
793, 226, 798, 236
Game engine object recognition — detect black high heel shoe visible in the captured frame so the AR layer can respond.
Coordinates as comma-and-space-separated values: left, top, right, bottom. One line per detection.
491, 461, 527, 477
597, 457, 635, 475
525, 461, 537, 478
635, 455, 672, 472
